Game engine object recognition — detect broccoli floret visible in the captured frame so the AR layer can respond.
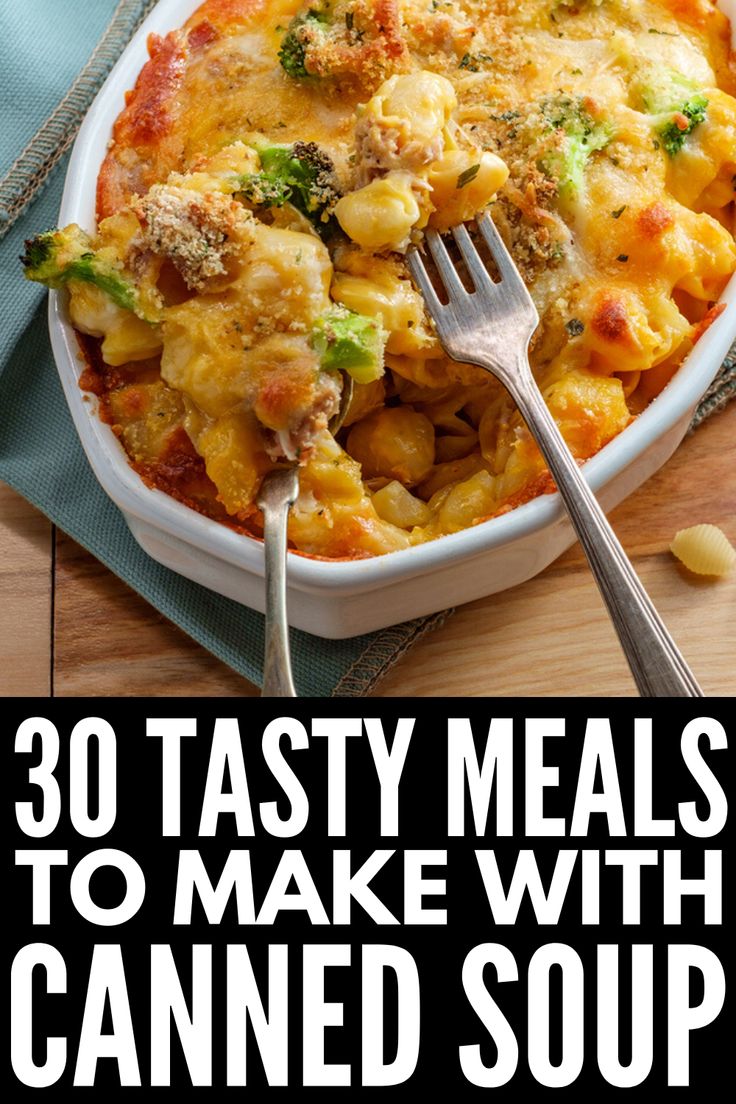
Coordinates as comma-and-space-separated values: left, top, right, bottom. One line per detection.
238, 141, 340, 232
21, 225, 142, 315
22, 232, 59, 278
657, 95, 708, 155
633, 66, 708, 156
278, 10, 328, 78
538, 95, 613, 200
312, 306, 385, 384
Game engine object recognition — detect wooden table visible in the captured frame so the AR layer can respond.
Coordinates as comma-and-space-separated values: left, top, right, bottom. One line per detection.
1, 404, 734, 697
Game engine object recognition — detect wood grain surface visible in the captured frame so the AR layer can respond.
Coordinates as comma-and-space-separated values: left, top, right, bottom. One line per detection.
0, 485, 52, 696
0, 403, 734, 698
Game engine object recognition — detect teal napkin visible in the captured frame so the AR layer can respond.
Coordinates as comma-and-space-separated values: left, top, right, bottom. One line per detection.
0, 2, 732, 696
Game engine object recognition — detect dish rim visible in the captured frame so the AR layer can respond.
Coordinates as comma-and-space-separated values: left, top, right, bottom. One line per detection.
48, 0, 736, 592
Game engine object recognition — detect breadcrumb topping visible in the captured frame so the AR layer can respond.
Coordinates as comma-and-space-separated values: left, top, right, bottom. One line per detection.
299, 0, 409, 90
133, 185, 255, 291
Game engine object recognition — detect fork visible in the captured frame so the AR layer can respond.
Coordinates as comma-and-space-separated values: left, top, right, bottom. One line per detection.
257, 374, 355, 697
257, 464, 300, 697
408, 213, 703, 697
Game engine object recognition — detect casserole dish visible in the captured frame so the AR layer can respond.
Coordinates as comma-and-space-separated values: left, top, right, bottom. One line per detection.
48, 0, 736, 638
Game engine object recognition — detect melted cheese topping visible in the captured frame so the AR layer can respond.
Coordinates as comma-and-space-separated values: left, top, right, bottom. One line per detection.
70, 0, 736, 558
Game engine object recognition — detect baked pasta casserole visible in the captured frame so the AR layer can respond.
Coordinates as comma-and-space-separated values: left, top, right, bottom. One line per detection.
24, 0, 736, 558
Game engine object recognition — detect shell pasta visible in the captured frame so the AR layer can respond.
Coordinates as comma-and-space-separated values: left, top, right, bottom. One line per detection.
671, 524, 736, 576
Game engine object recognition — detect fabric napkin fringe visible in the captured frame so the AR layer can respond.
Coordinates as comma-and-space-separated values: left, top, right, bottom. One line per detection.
332, 608, 454, 696
0, 0, 158, 240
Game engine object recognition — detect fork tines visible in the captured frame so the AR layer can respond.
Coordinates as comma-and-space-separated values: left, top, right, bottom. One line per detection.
408, 213, 538, 328
408, 213, 524, 299
406, 241, 445, 314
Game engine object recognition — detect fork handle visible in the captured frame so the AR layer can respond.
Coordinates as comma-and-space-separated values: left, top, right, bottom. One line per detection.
261, 495, 297, 698
507, 368, 703, 697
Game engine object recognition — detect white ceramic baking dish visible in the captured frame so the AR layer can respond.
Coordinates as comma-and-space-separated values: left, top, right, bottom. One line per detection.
48, 0, 736, 638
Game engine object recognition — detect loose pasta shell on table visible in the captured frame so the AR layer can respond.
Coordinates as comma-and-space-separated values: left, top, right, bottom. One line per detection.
670, 525, 736, 577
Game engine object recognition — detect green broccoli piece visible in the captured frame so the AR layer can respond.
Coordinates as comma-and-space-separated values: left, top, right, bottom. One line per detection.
21, 232, 61, 279
238, 141, 340, 231
657, 96, 708, 155
278, 10, 328, 78
312, 306, 385, 384
632, 66, 708, 156
21, 225, 143, 315
538, 95, 613, 200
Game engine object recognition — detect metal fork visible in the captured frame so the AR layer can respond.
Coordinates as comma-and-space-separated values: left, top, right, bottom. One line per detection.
257, 464, 300, 697
408, 213, 703, 697
257, 374, 355, 697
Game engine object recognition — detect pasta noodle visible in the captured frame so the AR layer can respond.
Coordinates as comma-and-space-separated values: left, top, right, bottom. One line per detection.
671, 524, 736, 576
